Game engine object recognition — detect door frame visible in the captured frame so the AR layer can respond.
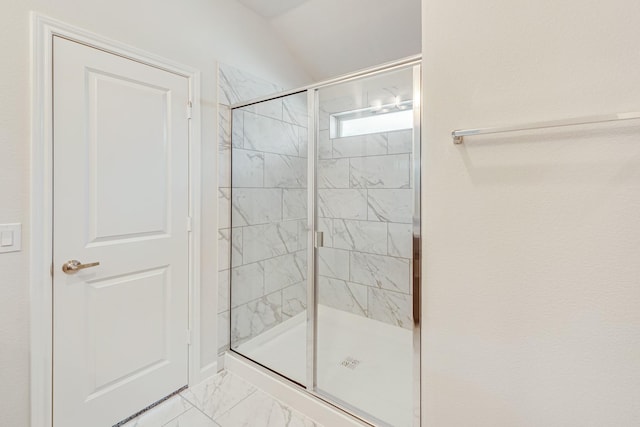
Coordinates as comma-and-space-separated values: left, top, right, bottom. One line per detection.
30, 13, 203, 427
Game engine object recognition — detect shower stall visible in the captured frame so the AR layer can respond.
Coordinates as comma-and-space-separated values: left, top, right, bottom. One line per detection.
227, 56, 421, 427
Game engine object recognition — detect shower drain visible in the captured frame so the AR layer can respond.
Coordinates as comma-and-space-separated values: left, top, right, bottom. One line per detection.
340, 356, 361, 370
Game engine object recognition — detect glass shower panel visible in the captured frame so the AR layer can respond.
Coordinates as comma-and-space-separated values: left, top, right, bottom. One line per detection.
229, 92, 309, 385
315, 67, 416, 426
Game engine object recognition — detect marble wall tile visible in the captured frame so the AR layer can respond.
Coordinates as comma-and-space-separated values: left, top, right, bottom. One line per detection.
244, 98, 283, 121
367, 288, 413, 329
219, 228, 242, 272
283, 94, 308, 127
264, 154, 307, 188
218, 270, 230, 313
297, 220, 310, 251
231, 109, 244, 148
231, 188, 282, 227
332, 219, 388, 255
332, 133, 387, 158
219, 105, 231, 150
218, 311, 230, 354
219, 63, 281, 106
388, 223, 413, 259
283, 189, 307, 220
317, 159, 350, 189
219, 146, 231, 188
298, 126, 308, 158
317, 276, 367, 317
317, 247, 350, 281
367, 189, 413, 223
231, 292, 283, 346
387, 129, 413, 154
318, 218, 333, 248
264, 252, 306, 294
219, 188, 230, 228
350, 154, 411, 189
350, 252, 411, 294
243, 111, 299, 156
232, 149, 264, 187
282, 282, 307, 318
230, 262, 264, 308
318, 189, 367, 220
242, 221, 299, 264
318, 130, 332, 159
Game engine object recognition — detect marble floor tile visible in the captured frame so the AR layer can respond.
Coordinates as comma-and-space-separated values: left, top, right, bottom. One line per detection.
179, 370, 257, 420
213, 389, 321, 427
163, 407, 219, 427
121, 394, 194, 427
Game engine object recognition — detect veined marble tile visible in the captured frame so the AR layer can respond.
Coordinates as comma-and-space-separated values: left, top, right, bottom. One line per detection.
283, 189, 307, 221
163, 407, 217, 427
350, 252, 411, 294
244, 98, 283, 121
318, 189, 367, 220
264, 154, 307, 188
350, 154, 411, 189
232, 149, 264, 187
318, 130, 332, 159
219, 145, 231, 188
218, 311, 230, 354
219, 63, 280, 105
367, 189, 413, 223
387, 129, 413, 154
367, 288, 413, 330
317, 247, 350, 281
230, 262, 264, 308
218, 188, 231, 228
242, 221, 299, 264
264, 252, 306, 294
218, 228, 242, 270
297, 220, 310, 251
283, 94, 308, 127
332, 219, 388, 255
318, 276, 367, 317
388, 223, 413, 259
121, 394, 194, 427
231, 188, 282, 227
282, 281, 307, 318
332, 133, 387, 158
213, 389, 320, 427
218, 270, 230, 313
298, 126, 309, 158
231, 292, 283, 346
180, 370, 257, 421
317, 159, 349, 189
318, 218, 333, 248
244, 112, 299, 156
231, 109, 244, 148
219, 105, 231, 150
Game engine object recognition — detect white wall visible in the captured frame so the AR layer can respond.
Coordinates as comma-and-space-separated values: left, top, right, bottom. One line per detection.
0, 1, 309, 425
422, 0, 640, 425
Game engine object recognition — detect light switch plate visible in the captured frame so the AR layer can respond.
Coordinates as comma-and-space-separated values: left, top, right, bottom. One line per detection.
0, 223, 21, 254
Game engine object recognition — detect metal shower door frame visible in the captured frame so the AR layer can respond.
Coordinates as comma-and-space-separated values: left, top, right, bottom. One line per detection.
230, 56, 422, 427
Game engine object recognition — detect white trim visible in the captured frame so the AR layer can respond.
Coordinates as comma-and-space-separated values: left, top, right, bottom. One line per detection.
30, 13, 203, 427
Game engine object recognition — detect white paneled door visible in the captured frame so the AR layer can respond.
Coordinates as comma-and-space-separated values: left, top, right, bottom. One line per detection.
52, 36, 190, 427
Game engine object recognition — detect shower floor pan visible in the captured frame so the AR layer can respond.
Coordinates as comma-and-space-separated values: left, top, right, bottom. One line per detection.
236, 304, 413, 427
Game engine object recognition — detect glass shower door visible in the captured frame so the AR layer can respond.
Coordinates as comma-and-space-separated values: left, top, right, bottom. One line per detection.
313, 65, 420, 427
229, 92, 309, 385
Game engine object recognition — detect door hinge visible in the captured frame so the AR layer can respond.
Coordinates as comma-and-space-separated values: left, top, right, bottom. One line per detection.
186, 216, 193, 232
186, 329, 192, 345
186, 100, 193, 120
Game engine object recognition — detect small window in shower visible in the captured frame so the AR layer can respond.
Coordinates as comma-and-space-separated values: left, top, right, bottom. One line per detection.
330, 98, 413, 138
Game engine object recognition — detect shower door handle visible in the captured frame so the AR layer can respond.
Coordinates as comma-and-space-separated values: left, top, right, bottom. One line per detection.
314, 231, 324, 248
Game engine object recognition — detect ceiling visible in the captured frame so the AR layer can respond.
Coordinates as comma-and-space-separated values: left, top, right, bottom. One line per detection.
236, 0, 421, 81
